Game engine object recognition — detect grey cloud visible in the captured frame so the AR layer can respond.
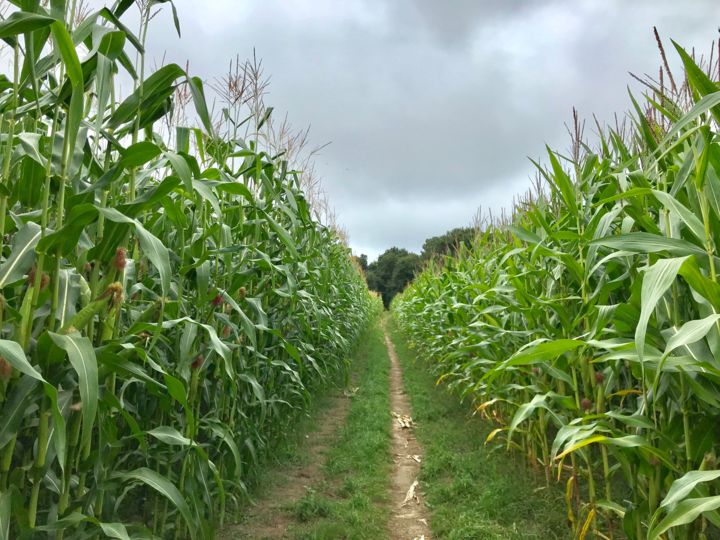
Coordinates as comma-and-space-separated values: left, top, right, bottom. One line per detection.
129, 0, 718, 260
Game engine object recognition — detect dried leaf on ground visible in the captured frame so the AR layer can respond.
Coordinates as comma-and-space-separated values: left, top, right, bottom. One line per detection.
392, 411, 414, 428
401, 479, 419, 507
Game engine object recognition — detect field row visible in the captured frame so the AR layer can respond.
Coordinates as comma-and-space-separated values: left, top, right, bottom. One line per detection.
0, 4, 374, 538
394, 41, 720, 539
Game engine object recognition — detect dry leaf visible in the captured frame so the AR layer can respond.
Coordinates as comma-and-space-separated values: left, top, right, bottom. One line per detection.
401, 479, 419, 507
343, 386, 360, 397
392, 411, 414, 428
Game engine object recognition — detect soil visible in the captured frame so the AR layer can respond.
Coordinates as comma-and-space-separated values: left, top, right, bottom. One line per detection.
218, 391, 351, 539
384, 324, 432, 540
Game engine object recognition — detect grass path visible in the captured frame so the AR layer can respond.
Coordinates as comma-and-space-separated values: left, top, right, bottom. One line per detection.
220, 314, 569, 539
387, 315, 569, 539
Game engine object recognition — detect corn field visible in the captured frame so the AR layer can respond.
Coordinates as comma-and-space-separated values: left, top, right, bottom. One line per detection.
393, 37, 720, 539
0, 1, 374, 538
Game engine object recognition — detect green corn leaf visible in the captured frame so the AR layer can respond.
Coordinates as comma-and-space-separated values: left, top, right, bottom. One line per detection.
192, 179, 221, 217
0, 338, 68, 472
56, 269, 81, 329
97, 30, 126, 60
0, 375, 39, 448
263, 211, 298, 258
591, 233, 706, 257
48, 332, 97, 453
636, 257, 688, 387
652, 315, 720, 405
187, 75, 214, 136
98, 208, 171, 295
509, 392, 564, 437
112, 0, 135, 17
50, 21, 82, 88
661, 91, 720, 151
165, 151, 193, 190
0, 339, 41, 380
98, 7, 143, 52
0, 11, 54, 40
672, 41, 720, 124
35, 512, 131, 539
15, 133, 47, 168
636, 258, 688, 353
97, 350, 165, 390
116, 468, 196, 539
97, 522, 131, 540
237, 373, 267, 422
649, 496, 720, 540
147, 426, 193, 446
0, 488, 10, 540
203, 420, 243, 476
678, 255, 720, 309
660, 470, 720, 510
651, 190, 706, 243
545, 148, 577, 216
37, 204, 97, 256
118, 141, 161, 169
486, 339, 584, 384
109, 63, 184, 129
664, 315, 720, 357
0, 222, 41, 288
216, 181, 255, 203
163, 373, 189, 409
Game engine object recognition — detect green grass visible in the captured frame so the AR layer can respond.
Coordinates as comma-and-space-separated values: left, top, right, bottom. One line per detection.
290, 318, 393, 539
386, 315, 569, 540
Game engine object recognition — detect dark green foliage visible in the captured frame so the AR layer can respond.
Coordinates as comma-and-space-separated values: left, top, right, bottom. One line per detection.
365, 247, 421, 308
421, 226, 476, 260
355, 253, 368, 272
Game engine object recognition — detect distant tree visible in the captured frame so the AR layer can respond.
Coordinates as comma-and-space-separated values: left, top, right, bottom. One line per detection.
365, 247, 421, 308
365, 226, 474, 308
358, 254, 368, 272
421, 227, 476, 260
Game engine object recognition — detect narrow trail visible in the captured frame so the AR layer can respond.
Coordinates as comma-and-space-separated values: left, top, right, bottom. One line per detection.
383, 320, 432, 540
219, 391, 351, 539
221, 318, 433, 539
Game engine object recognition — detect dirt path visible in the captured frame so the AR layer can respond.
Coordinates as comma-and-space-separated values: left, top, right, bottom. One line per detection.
220, 319, 431, 539
219, 390, 351, 539
384, 322, 432, 540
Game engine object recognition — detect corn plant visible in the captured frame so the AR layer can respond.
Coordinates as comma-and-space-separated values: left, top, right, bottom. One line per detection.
394, 35, 720, 539
0, 1, 373, 538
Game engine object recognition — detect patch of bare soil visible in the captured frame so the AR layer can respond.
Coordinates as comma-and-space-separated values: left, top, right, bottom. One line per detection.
219, 390, 351, 540
384, 326, 432, 540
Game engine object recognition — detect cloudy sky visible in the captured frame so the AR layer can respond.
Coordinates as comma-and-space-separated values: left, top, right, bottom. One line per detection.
138, 0, 718, 261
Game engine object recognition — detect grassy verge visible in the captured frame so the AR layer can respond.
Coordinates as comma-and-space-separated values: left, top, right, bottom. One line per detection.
387, 315, 569, 540
289, 318, 393, 539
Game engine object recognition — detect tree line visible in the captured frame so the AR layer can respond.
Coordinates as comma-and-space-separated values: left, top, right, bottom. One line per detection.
356, 227, 476, 308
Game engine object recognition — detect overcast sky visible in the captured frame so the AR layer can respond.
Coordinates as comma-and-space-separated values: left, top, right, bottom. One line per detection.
137, 0, 718, 261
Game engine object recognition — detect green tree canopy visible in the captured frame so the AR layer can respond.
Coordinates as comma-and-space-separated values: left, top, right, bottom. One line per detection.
421, 227, 476, 260
366, 247, 421, 308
